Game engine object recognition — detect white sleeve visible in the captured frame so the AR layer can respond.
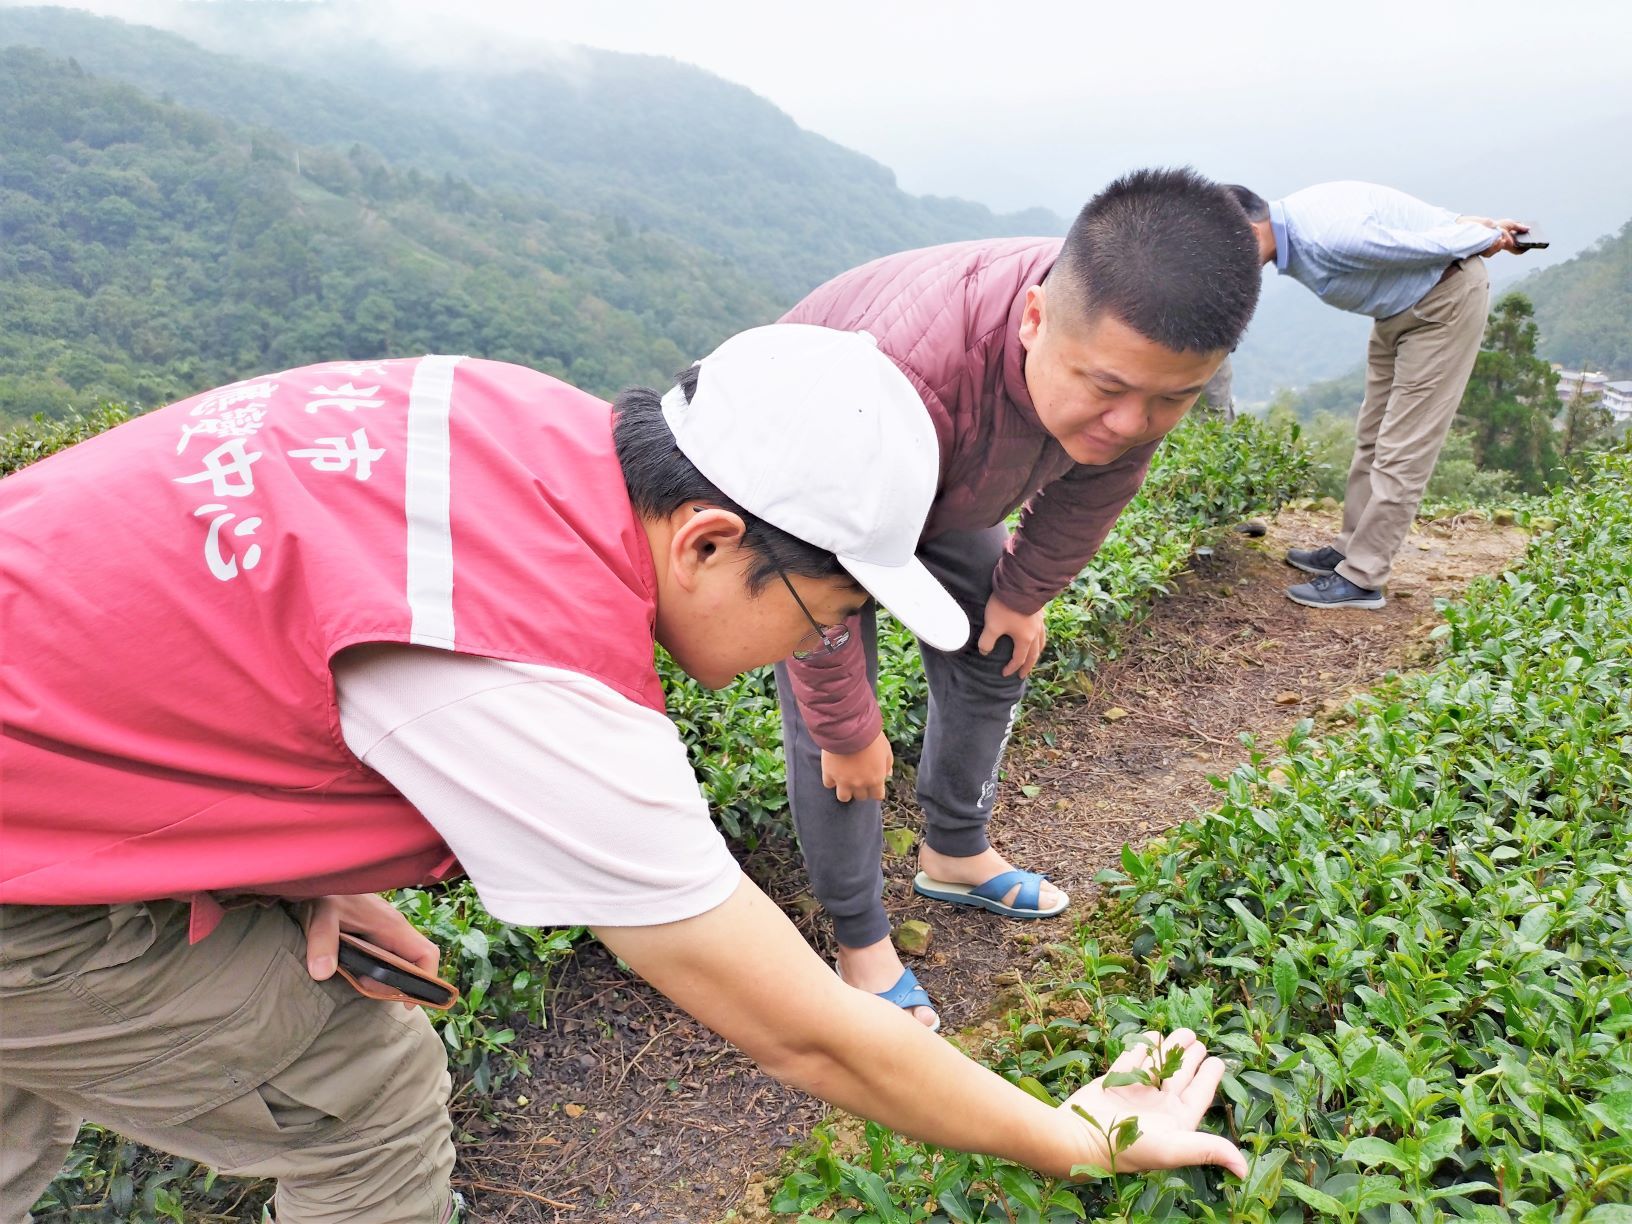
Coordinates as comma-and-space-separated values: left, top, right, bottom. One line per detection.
1346, 216, 1499, 268
332, 643, 742, 928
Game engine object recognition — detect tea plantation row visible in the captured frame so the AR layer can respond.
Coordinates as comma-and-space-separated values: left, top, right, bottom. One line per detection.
772, 449, 1632, 1222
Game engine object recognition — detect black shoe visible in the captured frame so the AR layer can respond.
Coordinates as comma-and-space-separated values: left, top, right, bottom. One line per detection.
1285, 545, 1346, 575
1286, 571, 1386, 610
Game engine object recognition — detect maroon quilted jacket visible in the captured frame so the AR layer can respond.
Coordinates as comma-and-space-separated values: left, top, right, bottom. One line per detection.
779, 238, 1161, 753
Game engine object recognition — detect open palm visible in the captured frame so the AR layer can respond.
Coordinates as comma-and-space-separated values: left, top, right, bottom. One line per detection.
1059, 1028, 1248, 1179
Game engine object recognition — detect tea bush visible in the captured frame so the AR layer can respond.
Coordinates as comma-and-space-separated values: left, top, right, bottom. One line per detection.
390, 888, 584, 1092
0, 405, 132, 476
772, 450, 1632, 1222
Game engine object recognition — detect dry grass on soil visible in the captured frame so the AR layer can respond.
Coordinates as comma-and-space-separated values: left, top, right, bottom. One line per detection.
454, 508, 1528, 1224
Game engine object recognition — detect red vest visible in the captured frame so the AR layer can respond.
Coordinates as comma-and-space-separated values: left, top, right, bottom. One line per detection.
1, 357, 662, 937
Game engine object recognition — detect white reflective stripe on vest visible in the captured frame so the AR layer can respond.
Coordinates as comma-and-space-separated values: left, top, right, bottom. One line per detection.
404, 355, 463, 646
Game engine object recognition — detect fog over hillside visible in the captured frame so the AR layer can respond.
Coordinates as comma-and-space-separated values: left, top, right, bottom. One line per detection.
5, 0, 1627, 399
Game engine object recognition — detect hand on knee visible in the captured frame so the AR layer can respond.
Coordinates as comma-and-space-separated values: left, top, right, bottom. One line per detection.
821, 733, 893, 802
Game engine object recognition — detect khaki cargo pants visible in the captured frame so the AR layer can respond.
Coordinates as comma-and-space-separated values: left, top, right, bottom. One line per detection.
1334, 256, 1491, 590
0, 900, 456, 1223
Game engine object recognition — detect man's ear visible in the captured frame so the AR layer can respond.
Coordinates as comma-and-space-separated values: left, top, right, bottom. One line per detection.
666, 505, 749, 593
1018, 285, 1046, 350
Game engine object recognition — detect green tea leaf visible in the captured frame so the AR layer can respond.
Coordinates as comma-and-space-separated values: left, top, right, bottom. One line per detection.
1101, 1070, 1152, 1088
1225, 898, 1271, 949
1015, 1075, 1058, 1106
1271, 949, 1299, 1010
1588, 1092, 1632, 1135
1282, 1178, 1346, 1213
995, 1164, 1044, 1212
1417, 1117, 1463, 1168
1518, 1149, 1577, 1187
1241, 1148, 1289, 1201
1343, 1136, 1411, 1172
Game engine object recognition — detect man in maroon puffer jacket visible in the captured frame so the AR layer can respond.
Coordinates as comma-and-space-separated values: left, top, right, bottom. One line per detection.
776, 167, 1262, 1029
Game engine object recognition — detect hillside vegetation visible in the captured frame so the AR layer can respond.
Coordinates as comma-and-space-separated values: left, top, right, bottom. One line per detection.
0, 45, 781, 418
775, 449, 1632, 1222
3, 5, 1065, 302
1512, 220, 1632, 377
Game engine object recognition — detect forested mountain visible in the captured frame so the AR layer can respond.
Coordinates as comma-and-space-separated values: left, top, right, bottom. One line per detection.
1511, 219, 1632, 377
1229, 276, 1373, 404
9, 5, 1618, 420
0, 45, 787, 417
2, 5, 1066, 300
1269, 365, 1367, 422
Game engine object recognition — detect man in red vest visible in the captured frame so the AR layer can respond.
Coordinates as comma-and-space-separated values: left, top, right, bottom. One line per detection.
1, 327, 1246, 1222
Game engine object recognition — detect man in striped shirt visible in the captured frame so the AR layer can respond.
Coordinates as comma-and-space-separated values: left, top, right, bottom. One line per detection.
1226, 182, 1533, 609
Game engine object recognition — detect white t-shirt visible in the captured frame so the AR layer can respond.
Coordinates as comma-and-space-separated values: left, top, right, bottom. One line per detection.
333, 643, 742, 928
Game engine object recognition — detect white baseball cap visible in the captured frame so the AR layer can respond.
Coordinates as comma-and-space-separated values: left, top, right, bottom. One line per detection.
660, 324, 969, 652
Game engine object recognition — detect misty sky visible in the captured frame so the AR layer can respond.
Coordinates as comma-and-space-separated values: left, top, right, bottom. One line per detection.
16, 0, 1631, 267
528, 0, 1632, 268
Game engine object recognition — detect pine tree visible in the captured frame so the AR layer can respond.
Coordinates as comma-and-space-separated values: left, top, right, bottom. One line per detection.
1455, 293, 1562, 492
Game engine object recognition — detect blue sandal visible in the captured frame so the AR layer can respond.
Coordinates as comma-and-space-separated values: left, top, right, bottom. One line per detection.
913, 869, 1069, 919
841, 964, 941, 1033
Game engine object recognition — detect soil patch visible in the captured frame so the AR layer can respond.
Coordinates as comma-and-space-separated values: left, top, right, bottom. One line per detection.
457, 509, 1527, 1222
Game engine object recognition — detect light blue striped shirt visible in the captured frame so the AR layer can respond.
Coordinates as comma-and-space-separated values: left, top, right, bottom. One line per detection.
1270, 182, 1498, 319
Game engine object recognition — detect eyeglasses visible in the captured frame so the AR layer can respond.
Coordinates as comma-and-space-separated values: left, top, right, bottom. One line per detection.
775, 564, 852, 660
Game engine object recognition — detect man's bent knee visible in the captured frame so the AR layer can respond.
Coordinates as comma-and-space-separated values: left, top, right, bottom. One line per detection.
244, 1003, 455, 1224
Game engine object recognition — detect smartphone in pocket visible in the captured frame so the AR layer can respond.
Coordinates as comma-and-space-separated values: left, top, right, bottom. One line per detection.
335, 932, 460, 1010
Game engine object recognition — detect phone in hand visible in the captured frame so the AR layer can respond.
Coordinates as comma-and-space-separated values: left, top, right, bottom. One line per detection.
1513, 225, 1549, 251
336, 932, 460, 1010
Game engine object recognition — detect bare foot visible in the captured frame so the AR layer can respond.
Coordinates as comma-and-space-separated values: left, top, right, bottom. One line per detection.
834, 937, 938, 1029
918, 844, 1068, 913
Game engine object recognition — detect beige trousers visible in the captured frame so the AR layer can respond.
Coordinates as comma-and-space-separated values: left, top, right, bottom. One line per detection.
0, 901, 456, 1224
1334, 257, 1490, 590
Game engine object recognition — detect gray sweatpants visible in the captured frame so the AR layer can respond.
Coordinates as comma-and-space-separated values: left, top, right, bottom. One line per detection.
775, 526, 1026, 949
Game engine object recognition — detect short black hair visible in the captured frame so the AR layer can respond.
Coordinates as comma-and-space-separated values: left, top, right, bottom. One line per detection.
1047, 166, 1261, 353
613, 365, 849, 595
1222, 184, 1270, 224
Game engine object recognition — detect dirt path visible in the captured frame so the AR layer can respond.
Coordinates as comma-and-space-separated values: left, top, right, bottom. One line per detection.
455, 509, 1527, 1223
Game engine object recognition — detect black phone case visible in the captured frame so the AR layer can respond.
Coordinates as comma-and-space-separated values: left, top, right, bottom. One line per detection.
335, 934, 460, 1009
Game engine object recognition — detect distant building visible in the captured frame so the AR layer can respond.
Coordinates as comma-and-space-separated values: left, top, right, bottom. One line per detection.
1554, 367, 1610, 404
1604, 381, 1632, 424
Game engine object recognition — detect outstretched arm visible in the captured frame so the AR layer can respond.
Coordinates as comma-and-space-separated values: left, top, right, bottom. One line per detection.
997, 440, 1161, 618
326, 646, 1247, 1178
1348, 214, 1528, 266
596, 875, 1247, 1180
